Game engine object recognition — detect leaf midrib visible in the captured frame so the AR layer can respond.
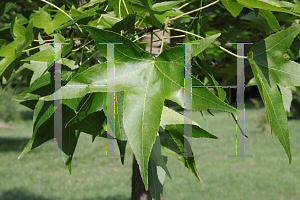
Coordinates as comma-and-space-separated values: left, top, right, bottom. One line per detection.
154, 62, 234, 111
255, 65, 289, 153
253, 33, 293, 57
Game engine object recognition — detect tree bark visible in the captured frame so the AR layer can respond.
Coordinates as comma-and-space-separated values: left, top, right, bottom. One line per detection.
131, 155, 152, 200
132, 23, 168, 200
131, 155, 164, 200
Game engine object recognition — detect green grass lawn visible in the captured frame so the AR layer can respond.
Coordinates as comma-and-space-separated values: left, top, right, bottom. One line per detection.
0, 97, 299, 200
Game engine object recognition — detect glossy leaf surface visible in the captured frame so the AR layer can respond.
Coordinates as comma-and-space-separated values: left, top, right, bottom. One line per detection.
39, 26, 238, 189
248, 24, 300, 164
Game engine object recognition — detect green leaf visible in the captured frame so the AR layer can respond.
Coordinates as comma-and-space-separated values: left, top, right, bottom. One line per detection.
55, 9, 106, 33
165, 124, 218, 139
193, 59, 227, 101
0, 39, 22, 58
245, 77, 257, 87
66, 93, 106, 126
0, 0, 17, 18
191, 33, 220, 57
221, 0, 244, 17
159, 104, 218, 179
17, 98, 106, 174
0, 20, 33, 77
0, 39, 7, 49
140, 0, 166, 29
78, 110, 107, 138
33, 6, 70, 35
61, 58, 80, 70
52, 6, 71, 29
33, 8, 52, 34
65, 91, 127, 164
17, 99, 38, 110
82, 0, 106, 8
247, 24, 300, 164
18, 104, 78, 159
114, 92, 128, 165
159, 127, 203, 183
152, 0, 184, 11
11, 17, 26, 39
54, 33, 66, 43
108, 0, 133, 18
278, 85, 293, 115
148, 157, 166, 200
22, 32, 74, 73
254, 8, 259, 17
38, 33, 53, 51
150, 135, 171, 179
240, 11, 272, 32
20, 71, 52, 95
21, 61, 48, 84
237, 0, 298, 16
258, 9, 281, 32
61, 108, 81, 175
110, 14, 136, 34
22, 48, 54, 68
41, 26, 238, 190
160, 106, 217, 136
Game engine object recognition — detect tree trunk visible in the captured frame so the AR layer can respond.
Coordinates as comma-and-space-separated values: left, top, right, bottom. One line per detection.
131, 155, 164, 200
132, 25, 168, 200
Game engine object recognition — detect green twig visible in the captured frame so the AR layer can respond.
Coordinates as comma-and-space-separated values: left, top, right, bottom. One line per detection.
122, 0, 129, 14
169, 0, 220, 22
153, 31, 170, 49
167, 27, 247, 59
150, 31, 153, 55
95, 5, 108, 27
159, 29, 166, 55
40, 0, 83, 33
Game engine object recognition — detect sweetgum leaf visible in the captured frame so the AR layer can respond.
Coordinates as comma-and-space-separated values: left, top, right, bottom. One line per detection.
110, 14, 136, 34
148, 157, 166, 200
278, 85, 292, 115
108, 0, 133, 18
0, 19, 33, 77
221, 0, 244, 17
33, 6, 69, 35
18, 99, 106, 174
140, 0, 166, 29
0, 0, 17, 18
237, 0, 297, 16
248, 23, 300, 164
150, 135, 171, 180
159, 127, 204, 182
40, 26, 238, 190
258, 9, 281, 32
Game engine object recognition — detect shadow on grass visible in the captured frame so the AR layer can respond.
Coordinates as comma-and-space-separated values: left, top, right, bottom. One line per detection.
20, 110, 34, 121
0, 137, 29, 152
0, 188, 131, 200
86, 197, 130, 200
0, 188, 50, 200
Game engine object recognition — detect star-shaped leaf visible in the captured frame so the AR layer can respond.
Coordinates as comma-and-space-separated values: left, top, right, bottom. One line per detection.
33, 6, 70, 35
41, 26, 238, 189
17, 98, 107, 174
247, 24, 300, 164
0, 18, 33, 77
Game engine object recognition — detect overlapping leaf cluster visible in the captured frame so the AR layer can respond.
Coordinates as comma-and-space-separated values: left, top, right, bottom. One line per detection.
1, 0, 300, 199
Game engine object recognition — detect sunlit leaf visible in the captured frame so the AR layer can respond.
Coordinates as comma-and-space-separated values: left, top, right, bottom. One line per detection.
248, 24, 300, 164
40, 26, 238, 189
